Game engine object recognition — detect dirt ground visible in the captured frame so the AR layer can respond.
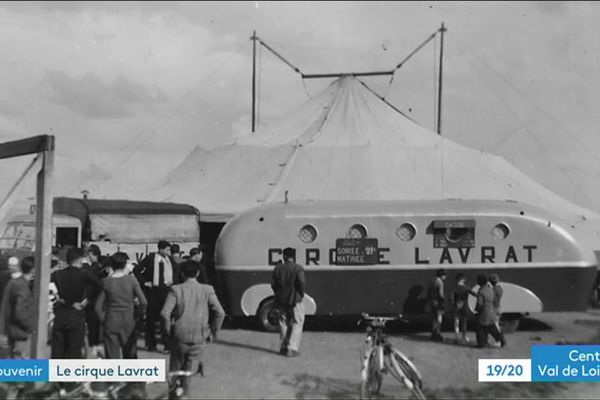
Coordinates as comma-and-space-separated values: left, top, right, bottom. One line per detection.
140, 309, 600, 399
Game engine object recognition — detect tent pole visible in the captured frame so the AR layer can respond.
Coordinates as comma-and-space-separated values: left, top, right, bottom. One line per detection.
251, 30, 257, 133
437, 23, 446, 135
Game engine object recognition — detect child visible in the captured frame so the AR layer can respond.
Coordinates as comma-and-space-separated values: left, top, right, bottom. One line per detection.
452, 273, 476, 343
95, 252, 147, 359
161, 261, 225, 376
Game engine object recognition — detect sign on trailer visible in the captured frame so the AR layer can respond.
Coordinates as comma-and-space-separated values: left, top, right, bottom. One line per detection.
335, 238, 379, 265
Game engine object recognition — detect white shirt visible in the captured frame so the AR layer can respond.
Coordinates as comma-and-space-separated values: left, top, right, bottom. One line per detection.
153, 253, 173, 287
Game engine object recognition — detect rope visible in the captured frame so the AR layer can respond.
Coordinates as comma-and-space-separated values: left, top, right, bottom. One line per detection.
383, 73, 395, 100
0, 155, 40, 220
357, 79, 416, 123
257, 38, 303, 76
301, 78, 312, 99
90, 40, 249, 192
392, 31, 438, 72
257, 35, 312, 101
381, 28, 441, 116
450, 36, 596, 209
449, 31, 600, 164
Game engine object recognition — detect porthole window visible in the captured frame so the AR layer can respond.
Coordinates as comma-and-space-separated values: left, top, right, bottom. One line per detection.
298, 224, 318, 243
347, 224, 368, 239
396, 223, 416, 242
491, 223, 510, 241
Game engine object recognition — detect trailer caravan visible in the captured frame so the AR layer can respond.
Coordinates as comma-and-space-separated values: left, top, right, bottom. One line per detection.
0, 197, 201, 263
215, 199, 597, 331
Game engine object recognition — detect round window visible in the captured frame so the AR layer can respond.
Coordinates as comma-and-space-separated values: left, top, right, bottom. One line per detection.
298, 224, 317, 243
396, 223, 416, 242
347, 224, 368, 239
491, 223, 510, 240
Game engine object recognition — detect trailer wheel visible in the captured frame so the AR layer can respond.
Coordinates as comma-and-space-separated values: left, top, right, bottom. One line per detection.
257, 298, 279, 332
500, 314, 521, 334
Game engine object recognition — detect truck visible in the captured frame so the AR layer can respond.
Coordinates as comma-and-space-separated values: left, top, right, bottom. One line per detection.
0, 197, 201, 263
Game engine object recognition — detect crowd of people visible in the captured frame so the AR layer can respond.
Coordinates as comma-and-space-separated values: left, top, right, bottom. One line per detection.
0, 240, 226, 380
0, 242, 512, 394
427, 268, 506, 348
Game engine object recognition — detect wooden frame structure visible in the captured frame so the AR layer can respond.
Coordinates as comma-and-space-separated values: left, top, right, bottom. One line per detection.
0, 135, 54, 358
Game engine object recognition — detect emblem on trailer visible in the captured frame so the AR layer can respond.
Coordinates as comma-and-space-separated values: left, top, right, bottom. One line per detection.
432, 219, 475, 248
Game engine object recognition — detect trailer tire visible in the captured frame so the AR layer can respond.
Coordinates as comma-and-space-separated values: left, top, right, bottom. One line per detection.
257, 298, 279, 332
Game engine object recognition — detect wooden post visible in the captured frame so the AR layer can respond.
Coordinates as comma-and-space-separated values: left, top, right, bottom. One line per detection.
31, 137, 54, 358
251, 30, 257, 133
437, 22, 446, 135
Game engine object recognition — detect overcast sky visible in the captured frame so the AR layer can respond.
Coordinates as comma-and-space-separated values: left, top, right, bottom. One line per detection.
1, 1, 599, 213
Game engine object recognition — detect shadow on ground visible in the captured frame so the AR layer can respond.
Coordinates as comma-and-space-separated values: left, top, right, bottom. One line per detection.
519, 317, 552, 331
223, 315, 432, 334
277, 373, 428, 400
426, 382, 568, 399
215, 338, 280, 355
277, 373, 361, 400
223, 315, 554, 334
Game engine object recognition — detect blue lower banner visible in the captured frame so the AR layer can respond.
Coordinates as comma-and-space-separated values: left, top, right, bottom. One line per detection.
531, 345, 600, 382
0, 359, 49, 382
0, 359, 165, 382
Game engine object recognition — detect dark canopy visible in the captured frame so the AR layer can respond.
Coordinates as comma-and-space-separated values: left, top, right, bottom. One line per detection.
53, 197, 199, 242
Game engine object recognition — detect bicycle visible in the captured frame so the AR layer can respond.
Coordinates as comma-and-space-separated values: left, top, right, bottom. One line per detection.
167, 370, 195, 399
359, 313, 426, 400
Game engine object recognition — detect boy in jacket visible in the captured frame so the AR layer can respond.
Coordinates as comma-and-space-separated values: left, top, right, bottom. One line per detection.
161, 261, 225, 375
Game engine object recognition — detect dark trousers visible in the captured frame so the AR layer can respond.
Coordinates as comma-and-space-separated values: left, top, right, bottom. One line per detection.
104, 330, 138, 359
145, 286, 169, 349
51, 309, 86, 358
168, 338, 205, 372
476, 323, 504, 347
85, 303, 101, 347
8, 337, 30, 359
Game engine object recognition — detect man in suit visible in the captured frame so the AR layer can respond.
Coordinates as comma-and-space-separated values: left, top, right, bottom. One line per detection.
189, 247, 209, 285
51, 247, 103, 358
134, 240, 180, 351
161, 260, 225, 376
271, 247, 305, 357
2, 256, 35, 359
475, 274, 506, 348
170, 244, 184, 266
82, 244, 103, 357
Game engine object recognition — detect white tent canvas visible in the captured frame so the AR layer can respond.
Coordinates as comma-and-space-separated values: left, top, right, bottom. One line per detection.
148, 76, 597, 236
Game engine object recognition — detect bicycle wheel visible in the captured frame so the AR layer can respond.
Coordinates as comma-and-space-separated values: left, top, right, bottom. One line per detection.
360, 353, 382, 399
391, 350, 423, 390
387, 350, 425, 400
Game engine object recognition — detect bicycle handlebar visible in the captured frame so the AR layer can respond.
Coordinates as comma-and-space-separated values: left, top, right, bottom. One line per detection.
358, 313, 408, 326
168, 370, 194, 378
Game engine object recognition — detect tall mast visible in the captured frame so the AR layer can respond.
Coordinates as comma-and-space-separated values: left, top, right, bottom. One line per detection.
437, 23, 446, 135
251, 30, 257, 133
